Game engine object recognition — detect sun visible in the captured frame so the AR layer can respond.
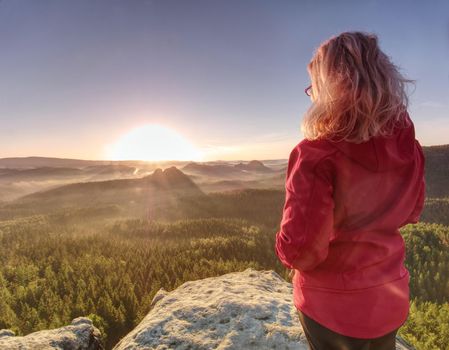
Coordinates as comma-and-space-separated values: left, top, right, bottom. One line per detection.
105, 124, 204, 161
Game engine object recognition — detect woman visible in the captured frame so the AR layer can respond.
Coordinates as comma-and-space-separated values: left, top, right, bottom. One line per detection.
275, 31, 425, 350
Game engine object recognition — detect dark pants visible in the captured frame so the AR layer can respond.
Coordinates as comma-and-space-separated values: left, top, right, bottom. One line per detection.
297, 310, 398, 350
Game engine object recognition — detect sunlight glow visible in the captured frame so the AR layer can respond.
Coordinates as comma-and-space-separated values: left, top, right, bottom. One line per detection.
105, 124, 204, 161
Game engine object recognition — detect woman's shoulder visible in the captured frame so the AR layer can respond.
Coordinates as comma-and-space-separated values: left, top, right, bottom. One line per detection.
292, 138, 338, 163
284, 139, 338, 192
287, 139, 338, 182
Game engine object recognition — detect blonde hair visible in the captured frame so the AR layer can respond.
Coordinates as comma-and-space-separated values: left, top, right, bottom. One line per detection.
301, 31, 416, 143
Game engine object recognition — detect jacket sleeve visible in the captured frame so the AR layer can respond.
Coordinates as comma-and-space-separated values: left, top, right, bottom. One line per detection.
275, 144, 335, 272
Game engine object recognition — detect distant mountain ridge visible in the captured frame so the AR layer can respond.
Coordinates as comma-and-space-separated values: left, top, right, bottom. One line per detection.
0, 156, 287, 169
234, 160, 274, 172
0, 156, 111, 169
17, 166, 202, 202
1, 143, 448, 202
182, 160, 277, 178
182, 162, 244, 177
0, 166, 84, 181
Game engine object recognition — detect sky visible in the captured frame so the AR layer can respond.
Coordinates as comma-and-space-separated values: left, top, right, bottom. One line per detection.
0, 0, 448, 161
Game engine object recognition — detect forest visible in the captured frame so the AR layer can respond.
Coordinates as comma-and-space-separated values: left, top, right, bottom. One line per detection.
0, 186, 448, 349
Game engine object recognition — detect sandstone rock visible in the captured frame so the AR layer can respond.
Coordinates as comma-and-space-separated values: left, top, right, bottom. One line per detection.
113, 268, 414, 350
0, 329, 15, 338
0, 316, 103, 350
150, 287, 169, 309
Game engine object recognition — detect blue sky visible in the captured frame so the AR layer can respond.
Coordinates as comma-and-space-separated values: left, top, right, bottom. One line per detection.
0, 0, 448, 161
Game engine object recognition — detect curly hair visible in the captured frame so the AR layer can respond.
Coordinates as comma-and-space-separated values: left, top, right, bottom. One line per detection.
301, 31, 416, 143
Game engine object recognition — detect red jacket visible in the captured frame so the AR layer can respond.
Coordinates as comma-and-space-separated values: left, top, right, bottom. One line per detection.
275, 110, 425, 338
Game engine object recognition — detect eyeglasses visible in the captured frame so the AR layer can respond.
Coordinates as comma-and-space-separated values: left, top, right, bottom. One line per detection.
305, 85, 312, 97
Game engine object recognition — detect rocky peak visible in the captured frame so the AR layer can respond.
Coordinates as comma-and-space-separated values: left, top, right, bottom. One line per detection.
148, 166, 201, 191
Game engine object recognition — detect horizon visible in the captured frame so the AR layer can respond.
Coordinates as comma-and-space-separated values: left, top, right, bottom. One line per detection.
0, 154, 290, 163
1, 0, 448, 161
2, 140, 449, 164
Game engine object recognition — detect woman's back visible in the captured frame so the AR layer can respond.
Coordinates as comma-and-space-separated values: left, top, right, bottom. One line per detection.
275, 109, 425, 338
276, 110, 425, 339
275, 30, 425, 343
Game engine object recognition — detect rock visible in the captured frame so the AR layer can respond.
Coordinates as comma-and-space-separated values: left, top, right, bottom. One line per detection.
150, 287, 169, 309
113, 268, 414, 349
0, 329, 15, 338
0, 316, 103, 350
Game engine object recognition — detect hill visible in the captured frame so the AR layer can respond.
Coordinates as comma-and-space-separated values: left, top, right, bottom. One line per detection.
0, 167, 205, 220
234, 160, 274, 173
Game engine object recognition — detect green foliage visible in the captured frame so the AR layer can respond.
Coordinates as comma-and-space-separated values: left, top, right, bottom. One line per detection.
0, 216, 281, 349
0, 189, 447, 349
401, 222, 449, 303
399, 300, 449, 350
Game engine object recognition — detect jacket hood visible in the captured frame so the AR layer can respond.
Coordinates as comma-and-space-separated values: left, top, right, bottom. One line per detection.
327, 111, 416, 172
